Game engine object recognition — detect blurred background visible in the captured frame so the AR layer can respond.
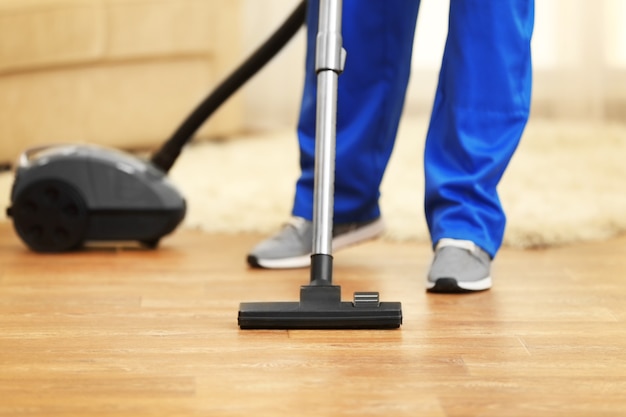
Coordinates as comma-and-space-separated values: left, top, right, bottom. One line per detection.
1, 0, 624, 163
1, 0, 625, 246
243, 0, 626, 129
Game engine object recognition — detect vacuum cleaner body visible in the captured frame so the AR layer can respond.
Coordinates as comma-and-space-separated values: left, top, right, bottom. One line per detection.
7, 144, 186, 252
5, 1, 306, 253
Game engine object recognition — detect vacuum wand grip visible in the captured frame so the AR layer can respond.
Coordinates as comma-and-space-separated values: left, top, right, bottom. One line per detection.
312, 0, 344, 258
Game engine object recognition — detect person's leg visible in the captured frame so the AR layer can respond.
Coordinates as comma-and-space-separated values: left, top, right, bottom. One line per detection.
247, 0, 419, 269
424, 0, 534, 291
294, 0, 420, 224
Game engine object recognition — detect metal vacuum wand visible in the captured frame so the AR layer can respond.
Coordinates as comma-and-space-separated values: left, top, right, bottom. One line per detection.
310, 0, 345, 285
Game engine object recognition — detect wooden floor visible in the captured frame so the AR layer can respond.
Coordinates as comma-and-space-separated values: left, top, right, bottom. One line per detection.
1, 221, 625, 417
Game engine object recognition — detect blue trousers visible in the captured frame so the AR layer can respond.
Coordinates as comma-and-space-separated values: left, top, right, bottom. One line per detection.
293, 0, 534, 257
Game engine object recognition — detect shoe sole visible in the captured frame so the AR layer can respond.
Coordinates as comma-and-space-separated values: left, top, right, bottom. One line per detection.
247, 253, 311, 269
248, 218, 386, 269
426, 276, 492, 293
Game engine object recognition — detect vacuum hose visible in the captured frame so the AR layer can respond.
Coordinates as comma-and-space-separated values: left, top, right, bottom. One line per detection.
151, 0, 307, 173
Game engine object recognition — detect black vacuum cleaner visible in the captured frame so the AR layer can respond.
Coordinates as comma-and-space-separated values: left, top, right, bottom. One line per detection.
5, 0, 402, 330
237, 0, 403, 330
5, 1, 307, 253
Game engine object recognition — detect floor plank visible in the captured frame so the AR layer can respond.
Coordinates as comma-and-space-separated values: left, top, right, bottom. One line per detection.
1, 221, 625, 416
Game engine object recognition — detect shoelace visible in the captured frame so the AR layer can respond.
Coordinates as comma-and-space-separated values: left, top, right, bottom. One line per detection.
285, 216, 307, 230
435, 238, 477, 253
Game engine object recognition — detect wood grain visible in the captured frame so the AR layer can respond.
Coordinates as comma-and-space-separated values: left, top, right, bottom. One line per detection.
1, 221, 625, 416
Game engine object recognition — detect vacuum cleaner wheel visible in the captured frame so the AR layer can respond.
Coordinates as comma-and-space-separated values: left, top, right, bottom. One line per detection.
11, 179, 88, 252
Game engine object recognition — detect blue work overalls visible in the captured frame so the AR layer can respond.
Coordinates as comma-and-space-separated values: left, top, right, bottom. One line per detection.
293, 0, 534, 257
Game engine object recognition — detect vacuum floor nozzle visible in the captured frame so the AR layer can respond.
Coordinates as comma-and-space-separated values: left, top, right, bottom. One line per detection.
238, 284, 402, 330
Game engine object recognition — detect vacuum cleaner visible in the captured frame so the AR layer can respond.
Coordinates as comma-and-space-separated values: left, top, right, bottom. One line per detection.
5, 0, 402, 330
237, 0, 403, 330
5, 1, 307, 253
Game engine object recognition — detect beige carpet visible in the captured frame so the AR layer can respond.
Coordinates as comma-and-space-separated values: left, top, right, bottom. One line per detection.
2, 116, 626, 249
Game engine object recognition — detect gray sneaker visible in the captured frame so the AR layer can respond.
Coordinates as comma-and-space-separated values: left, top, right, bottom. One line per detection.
247, 216, 385, 269
426, 238, 492, 293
